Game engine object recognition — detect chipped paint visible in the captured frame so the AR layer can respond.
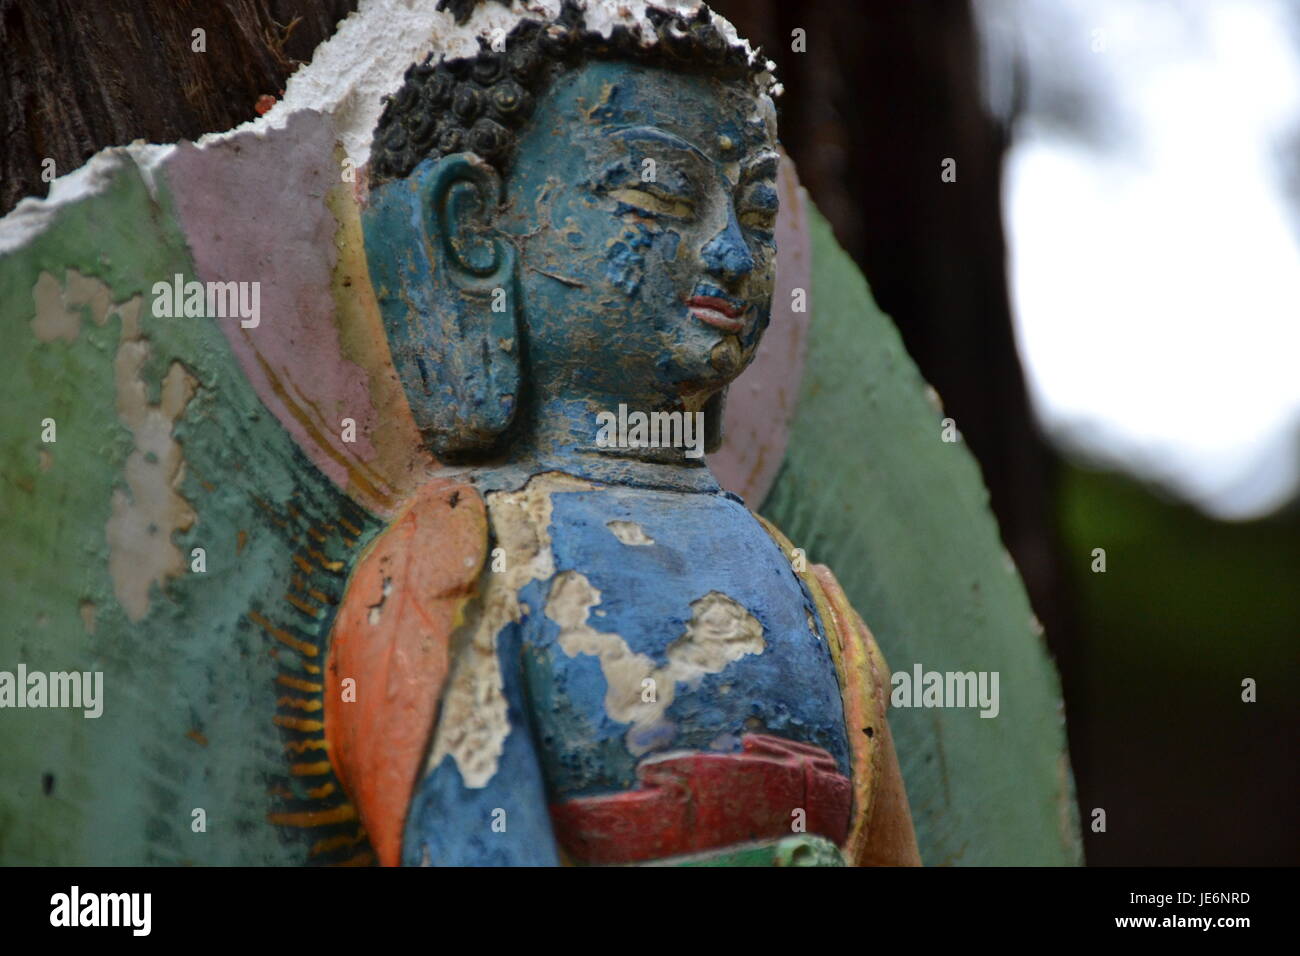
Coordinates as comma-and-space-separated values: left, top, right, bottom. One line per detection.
106, 292, 198, 622
31, 268, 110, 342
5, 0, 802, 518
709, 149, 812, 506
545, 572, 764, 756
545, 571, 654, 729
3, 154, 385, 866
31, 270, 199, 623
0, 0, 1079, 870
606, 519, 654, 546
325, 169, 437, 501
366, 577, 392, 626
426, 472, 591, 788
168, 115, 398, 514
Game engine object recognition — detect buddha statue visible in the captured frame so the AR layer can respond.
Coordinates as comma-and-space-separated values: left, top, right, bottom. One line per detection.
324, 0, 920, 867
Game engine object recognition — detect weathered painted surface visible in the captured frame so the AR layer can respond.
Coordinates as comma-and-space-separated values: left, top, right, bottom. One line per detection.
389, 473, 902, 867
669, 834, 845, 867
363, 57, 779, 467
708, 147, 810, 504
325, 476, 486, 867
168, 118, 434, 515
0, 0, 1079, 868
525, 482, 849, 795
761, 210, 1084, 865
350, 7, 922, 865
0, 153, 381, 865
551, 734, 852, 864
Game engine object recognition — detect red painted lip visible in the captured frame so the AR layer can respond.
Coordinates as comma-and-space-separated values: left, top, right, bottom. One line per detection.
687, 296, 747, 332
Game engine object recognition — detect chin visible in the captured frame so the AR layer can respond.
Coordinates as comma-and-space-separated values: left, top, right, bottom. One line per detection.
662, 337, 746, 396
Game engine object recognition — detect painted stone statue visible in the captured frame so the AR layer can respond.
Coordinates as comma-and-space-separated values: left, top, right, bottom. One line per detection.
325, 0, 921, 866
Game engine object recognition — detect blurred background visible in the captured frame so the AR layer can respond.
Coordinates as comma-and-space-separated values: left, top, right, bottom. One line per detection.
2, 0, 1295, 864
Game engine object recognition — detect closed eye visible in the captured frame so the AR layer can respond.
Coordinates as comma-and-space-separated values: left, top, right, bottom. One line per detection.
609, 187, 696, 220
738, 181, 778, 235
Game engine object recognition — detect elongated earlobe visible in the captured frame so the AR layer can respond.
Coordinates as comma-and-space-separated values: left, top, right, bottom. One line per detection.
364, 153, 521, 460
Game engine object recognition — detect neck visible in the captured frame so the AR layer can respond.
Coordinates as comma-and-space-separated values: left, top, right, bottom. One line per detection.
495, 394, 722, 493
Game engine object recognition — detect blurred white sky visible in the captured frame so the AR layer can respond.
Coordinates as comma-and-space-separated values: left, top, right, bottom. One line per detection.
978, 0, 1300, 519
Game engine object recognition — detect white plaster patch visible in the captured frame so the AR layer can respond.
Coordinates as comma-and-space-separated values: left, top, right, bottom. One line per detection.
545, 575, 764, 755
104, 292, 198, 622
547, 571, 656, 727
427, 471, 591, 788
31, 268, 111, 342
666, 590, 767, 682
606, 519, 654, 546
0, 1, 772, 255
0, 147, 174, 256
31, 269, 199, 623
224, 0, 770, 171
367, 576, 393, 625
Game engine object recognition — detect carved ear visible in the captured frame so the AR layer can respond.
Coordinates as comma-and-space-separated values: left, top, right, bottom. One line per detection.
363, 153, 521, 460
423, 154, 513, 289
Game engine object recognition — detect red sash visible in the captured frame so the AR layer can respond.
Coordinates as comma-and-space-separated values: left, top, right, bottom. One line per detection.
550, 734, 852, 864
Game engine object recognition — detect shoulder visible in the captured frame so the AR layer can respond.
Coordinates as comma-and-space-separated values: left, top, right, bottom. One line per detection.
324, 477, 488, 866
752, 513, 920, 865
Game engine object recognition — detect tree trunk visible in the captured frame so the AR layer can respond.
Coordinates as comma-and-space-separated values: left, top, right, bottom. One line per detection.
0, 0, 358, 215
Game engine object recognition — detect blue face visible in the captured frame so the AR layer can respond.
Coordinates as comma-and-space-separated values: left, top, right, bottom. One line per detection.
496, 59, 779, 411
362, 57, 779, 462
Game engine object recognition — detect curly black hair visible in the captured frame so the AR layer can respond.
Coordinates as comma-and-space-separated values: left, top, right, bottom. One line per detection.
369, 1, 775, 187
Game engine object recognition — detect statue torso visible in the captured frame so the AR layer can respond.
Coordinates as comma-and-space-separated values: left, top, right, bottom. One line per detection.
506, 479, 851, 802
405, 472, 855, 865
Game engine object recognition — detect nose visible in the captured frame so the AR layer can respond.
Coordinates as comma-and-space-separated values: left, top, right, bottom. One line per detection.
700, 211, 755, 287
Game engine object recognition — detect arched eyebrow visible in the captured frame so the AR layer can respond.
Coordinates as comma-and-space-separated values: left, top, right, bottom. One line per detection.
740, 151, 779, 184
610, 126, 711, 166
